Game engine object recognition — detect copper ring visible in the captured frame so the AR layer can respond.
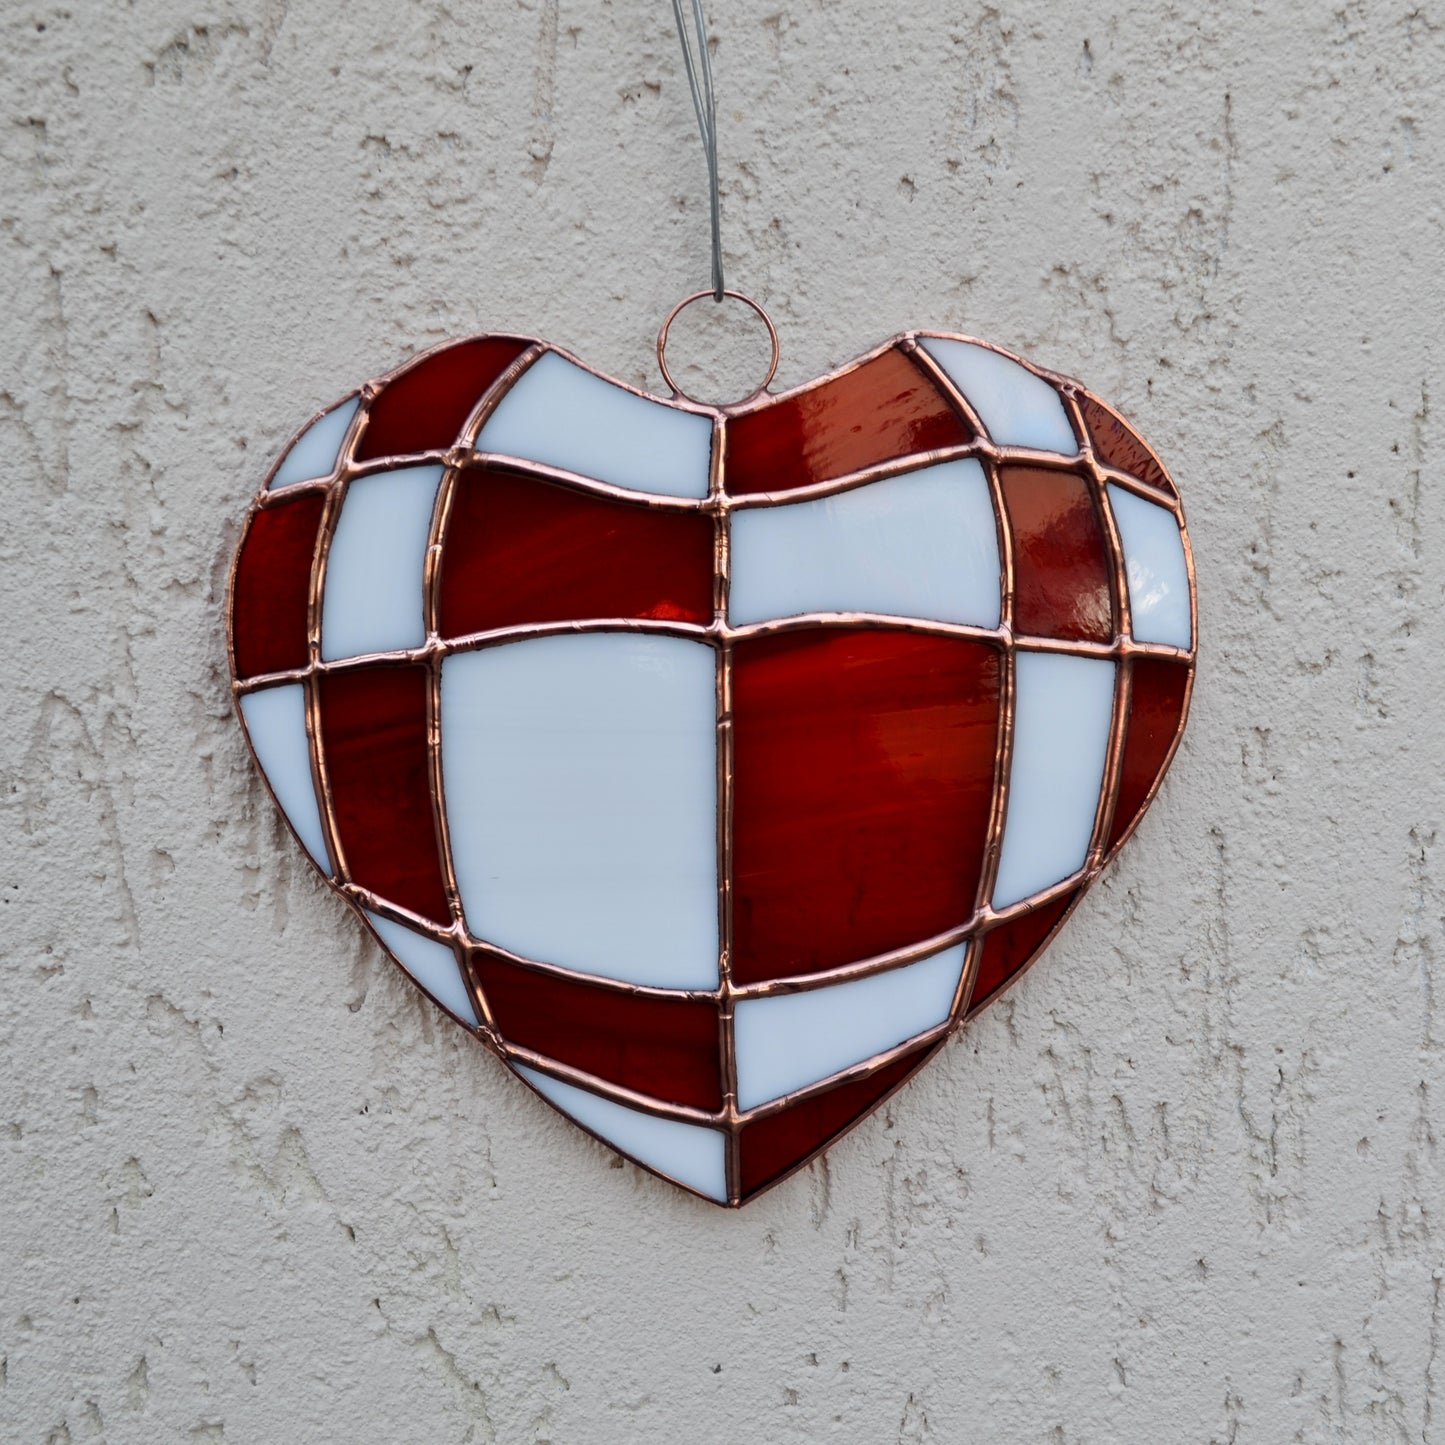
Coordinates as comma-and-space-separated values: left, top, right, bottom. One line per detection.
656, 289, 780, 406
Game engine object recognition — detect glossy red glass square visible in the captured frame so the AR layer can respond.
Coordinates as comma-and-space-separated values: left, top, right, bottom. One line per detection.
230, 492, 325, 679
475, 954, 722, 1112
438, 466, 715, 637
317, 663, 451, 924
731, 628, 1000, 984
1000, 465, 1114, 643
726, 347, 971, 497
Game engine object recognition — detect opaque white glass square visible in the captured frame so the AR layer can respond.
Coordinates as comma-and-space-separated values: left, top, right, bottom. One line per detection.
733, 945, 964, 1111
728, 460, 1002, 628
991, 652, 1116, 908
919, 339, 1077, 454
477, 352, 713, 499
270, 396, 360, 489
319, 465, 444, 662
441, 634, 719, 989
1107, 484, 1192, 649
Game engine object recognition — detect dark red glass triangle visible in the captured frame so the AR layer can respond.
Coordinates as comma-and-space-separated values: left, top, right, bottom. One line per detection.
737, 1040, 940, 1200
1107, 656, 1190, 851
1077, 395, 1175, 498
355, 337, 533, 462
968, 891, 1078, 1015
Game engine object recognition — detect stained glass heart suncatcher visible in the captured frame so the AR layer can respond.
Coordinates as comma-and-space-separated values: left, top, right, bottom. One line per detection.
227, 328, 1195, 1207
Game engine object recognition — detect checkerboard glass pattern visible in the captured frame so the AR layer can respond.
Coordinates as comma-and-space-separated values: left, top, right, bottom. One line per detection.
229, 331, 1195, 1206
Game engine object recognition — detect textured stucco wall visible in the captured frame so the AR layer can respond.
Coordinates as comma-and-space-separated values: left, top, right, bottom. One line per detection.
3, 1, 1444, 1440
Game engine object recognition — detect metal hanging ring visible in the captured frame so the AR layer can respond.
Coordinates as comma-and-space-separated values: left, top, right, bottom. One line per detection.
657, 289, 780, 408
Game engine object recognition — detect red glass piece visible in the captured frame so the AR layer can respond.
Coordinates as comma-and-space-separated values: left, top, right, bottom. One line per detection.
1000, 465, 1114, 643
475, 953, 722, 1111
355, 337, 533, 462
230, 493, 325, 679
438, 466, 715, 637
737, 1040, 938, 1199
1107, 656, 1191, 851
725, 348, 971, 497
968, 890, 1078, 1015
1077, 395, 1175, 498
731, 629, 1000, 984
316, 663, 450, 924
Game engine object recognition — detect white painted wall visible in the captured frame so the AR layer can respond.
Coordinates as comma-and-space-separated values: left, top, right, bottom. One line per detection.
2, 1, 1442, 1439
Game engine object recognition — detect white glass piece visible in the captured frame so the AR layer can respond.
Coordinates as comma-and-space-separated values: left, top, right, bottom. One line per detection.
733, 945, 964, 1112
516, 1065, 728, 1201
319, 465, 444, 662
476, 351, 712, 499
1107, 484, 1192, 649
270, 396, 361, 489
239, 684, 331, 872
365, 912, 478, 1027
919, 338, 1077, 454
991, 652, 1116, 908
728, 460, 1002, 628
442, 634, 719, 988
